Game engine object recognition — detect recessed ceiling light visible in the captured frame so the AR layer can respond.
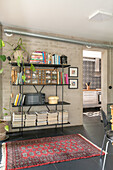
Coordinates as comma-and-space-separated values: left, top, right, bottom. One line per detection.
89, 10, 113, 22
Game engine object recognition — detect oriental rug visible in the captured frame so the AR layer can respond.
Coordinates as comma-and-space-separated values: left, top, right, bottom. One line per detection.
0, 134, 104, 170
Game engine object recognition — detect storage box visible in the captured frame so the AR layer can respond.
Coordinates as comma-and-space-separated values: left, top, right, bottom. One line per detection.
48, 96, 59, 104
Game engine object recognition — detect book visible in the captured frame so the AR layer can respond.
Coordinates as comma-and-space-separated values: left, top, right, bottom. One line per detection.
19, 72, 22, 84
20, 95, 26, 105
16, 73, 19, 85
18, 94, 23, 106
17, 93, 21, 106
58, 56, 60, 64
14, 94, 19, 106
14, 94, 18, 106
65, 74, 69, 84
32, 52, 43, 55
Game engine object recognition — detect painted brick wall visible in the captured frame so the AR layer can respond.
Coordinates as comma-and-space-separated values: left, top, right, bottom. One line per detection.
0, 23, 2, 118
1, 26, 83, 131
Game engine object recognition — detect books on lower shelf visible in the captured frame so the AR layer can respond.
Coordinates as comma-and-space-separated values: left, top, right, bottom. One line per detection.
14, 94, 25, 106
12, 110, 69, 127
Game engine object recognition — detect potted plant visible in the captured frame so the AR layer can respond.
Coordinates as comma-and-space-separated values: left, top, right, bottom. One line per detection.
0, 38, 36, 80
0, 38, 36, 138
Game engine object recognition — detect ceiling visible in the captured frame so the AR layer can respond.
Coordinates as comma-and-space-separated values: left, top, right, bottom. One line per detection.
0, 0, 113, 42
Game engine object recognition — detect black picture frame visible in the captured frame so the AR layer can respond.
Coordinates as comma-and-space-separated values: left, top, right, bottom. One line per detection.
68, 67, 78, 77
68, 79, 78, 89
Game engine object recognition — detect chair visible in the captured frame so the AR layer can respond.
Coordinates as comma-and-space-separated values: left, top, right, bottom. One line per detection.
100, 109, 113, 170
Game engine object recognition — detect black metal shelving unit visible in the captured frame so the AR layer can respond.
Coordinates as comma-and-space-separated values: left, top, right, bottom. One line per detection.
10, 62, 70, 133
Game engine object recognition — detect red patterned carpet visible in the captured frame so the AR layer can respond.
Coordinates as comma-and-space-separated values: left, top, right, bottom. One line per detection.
1, 134, 104, 170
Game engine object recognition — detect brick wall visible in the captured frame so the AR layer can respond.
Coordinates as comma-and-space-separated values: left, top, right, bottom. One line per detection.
0, 23, 2, 118
1, 26, 83, 131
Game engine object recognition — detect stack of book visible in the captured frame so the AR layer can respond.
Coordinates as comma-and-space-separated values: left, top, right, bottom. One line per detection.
30, 51, 46, 64
25, 112, 36, 126
14, 94, 25, 106
12, 112, 25, 127
58, 110, 68, 123
48, 111, 58, 124
36, 111, 48, 125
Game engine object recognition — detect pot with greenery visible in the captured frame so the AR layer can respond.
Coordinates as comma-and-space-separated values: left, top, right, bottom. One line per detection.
0, 109, 9, 141
0, 38, 36, 138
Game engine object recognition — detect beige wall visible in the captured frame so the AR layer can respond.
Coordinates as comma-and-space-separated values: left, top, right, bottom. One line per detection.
0, 23, 2, 118
1, 26, 83, 131
1, 25, 113, 131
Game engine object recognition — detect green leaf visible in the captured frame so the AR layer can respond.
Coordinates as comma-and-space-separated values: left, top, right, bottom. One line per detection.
22, 74, 26, 82
17, 56, 21, 67
5, 125, 9, 131
30, 64, 36, 72
0, 68, 3, 74
4, 113, 8, 116
3, 108, 7, 110
0, 39, 5, 48
0, 55, 6, 62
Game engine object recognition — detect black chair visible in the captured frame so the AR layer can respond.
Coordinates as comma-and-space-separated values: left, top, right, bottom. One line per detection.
100, 109, 113, 170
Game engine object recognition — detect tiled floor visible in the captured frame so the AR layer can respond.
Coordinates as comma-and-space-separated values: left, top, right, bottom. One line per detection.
0, 115, 113, 170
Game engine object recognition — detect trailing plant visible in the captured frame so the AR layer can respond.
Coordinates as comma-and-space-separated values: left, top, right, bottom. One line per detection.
0, 38, 36, 131
0, 108, 10, 131
0, 38, 36, 80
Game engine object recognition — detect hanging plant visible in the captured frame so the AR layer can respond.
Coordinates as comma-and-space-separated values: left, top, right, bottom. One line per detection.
0, 38, 36, 80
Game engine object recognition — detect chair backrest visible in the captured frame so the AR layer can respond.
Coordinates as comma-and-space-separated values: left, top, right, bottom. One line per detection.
100, 109, 108, 128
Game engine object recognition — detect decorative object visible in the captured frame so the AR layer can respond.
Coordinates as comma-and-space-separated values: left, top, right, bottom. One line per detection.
86, 82, 91, 90
68, 67, 78, 77
68, 79, 78, 89
48, 96, 59, 104
0, 120, 9, 141
1, 134, 104, 170
60, 55, 67, 64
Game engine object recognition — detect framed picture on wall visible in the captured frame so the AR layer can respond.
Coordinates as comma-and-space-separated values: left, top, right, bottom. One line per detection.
68, 67, 78, 77
68, 79, 78, 89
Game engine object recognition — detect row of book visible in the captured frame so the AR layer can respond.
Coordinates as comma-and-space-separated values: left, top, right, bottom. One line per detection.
30, 51, 61, 64
12, 110, 68, 127
58, 72, 69, 84
15, 72, 23, 85
14, 93, 25, 106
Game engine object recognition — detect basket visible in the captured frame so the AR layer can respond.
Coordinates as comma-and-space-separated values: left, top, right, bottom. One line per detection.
48, 96, 59, 104
0, 132, 6, 141
0, 121, 6, 141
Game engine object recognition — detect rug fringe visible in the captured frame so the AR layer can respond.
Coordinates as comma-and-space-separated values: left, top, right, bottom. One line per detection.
0, 142, 6, 170
78, 134, 105, 154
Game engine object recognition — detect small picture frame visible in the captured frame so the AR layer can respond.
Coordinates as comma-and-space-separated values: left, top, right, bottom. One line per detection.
68, 79, 78, 89
68, 67, 78, 77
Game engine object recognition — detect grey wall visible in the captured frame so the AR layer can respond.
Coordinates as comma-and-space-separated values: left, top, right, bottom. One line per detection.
1, 26, 83, 131
83, 60, 101, 89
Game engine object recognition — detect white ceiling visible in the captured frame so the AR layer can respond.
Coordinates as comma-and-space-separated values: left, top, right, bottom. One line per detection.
0, 0, 113, 42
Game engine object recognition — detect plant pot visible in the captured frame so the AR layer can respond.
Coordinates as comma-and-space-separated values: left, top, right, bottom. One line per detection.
0, 121, 6, 141
87, 85, 90, 90
13, 50, 28, 62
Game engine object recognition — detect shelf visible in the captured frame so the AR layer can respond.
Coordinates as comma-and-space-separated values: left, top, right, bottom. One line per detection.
12, 101, 70, 107
10, 62, 70, 68
12, 84, 69, 86
11, 122, 70, 129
